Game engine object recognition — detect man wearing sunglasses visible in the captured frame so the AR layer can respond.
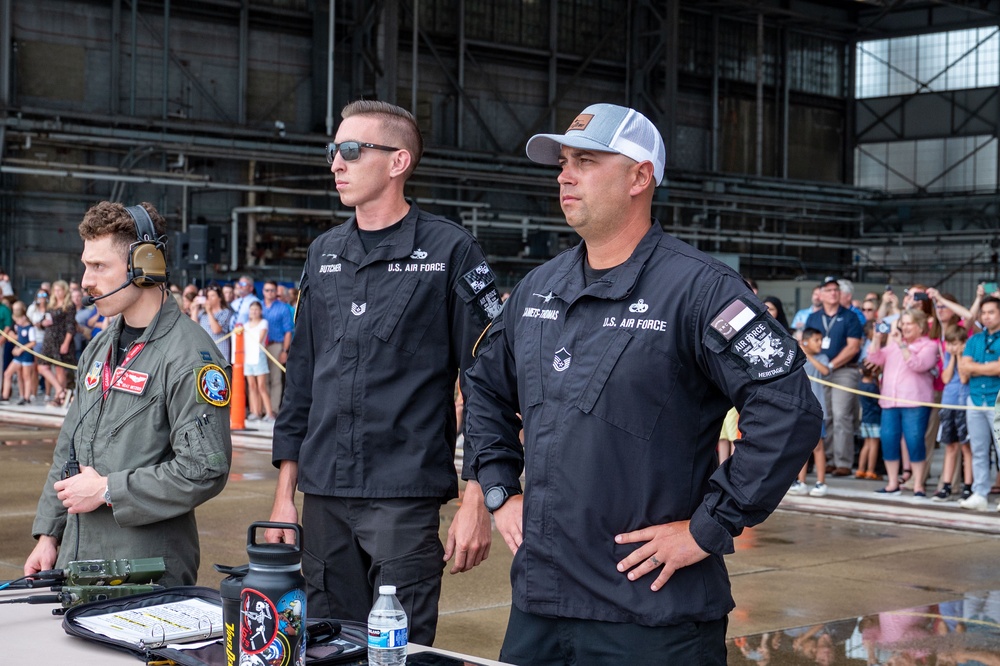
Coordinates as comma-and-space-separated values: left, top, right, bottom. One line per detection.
267, 100, 502, 646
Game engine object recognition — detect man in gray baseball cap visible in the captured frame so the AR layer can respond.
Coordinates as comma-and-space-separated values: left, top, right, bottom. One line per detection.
464, 103, 820, 664
526, 103, 667, 186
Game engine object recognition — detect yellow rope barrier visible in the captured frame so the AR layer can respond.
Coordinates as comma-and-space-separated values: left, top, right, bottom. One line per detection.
0, 321, 288, 374
0, 327, 78, 370
232, 326, 286, 373
807, 375, 992, 412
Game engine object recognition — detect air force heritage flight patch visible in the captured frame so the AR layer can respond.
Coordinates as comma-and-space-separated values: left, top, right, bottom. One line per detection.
195, 364, 231, 407
710, 297, 798, 381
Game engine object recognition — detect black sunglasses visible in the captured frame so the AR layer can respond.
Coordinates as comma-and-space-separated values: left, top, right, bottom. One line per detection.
326, 141, 399, 163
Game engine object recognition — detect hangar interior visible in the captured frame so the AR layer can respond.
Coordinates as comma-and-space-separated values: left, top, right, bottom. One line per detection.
2, 0, 1000, 305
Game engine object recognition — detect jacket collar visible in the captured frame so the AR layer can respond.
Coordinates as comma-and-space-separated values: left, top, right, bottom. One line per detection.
331, 201, 420, 267
106, 291, 182, 349
548, 221, 662, 307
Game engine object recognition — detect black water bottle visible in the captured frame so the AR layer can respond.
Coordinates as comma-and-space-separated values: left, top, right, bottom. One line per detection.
239, 522, 307, 666
214, 563, 247, 666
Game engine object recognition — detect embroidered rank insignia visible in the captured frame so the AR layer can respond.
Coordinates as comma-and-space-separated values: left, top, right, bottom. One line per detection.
553, 347, 572, 372
84, 360, 104, 391
200, 350, 213, 362
196, 364, 231, 407
729, 317, 797, 381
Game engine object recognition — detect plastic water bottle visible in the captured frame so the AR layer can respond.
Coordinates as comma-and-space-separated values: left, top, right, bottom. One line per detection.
368, 584, 408, 666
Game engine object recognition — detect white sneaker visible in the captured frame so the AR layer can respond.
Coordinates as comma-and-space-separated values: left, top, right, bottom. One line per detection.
788, 481, 808, 495
246, 413, 260, 422
959, 493, 989, 511
809, 483, 828, 497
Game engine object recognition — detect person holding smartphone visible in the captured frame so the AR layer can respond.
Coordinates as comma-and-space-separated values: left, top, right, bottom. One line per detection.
190, 284, 234, 360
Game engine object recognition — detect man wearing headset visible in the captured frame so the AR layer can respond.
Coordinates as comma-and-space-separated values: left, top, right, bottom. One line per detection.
24, 201, 232, 587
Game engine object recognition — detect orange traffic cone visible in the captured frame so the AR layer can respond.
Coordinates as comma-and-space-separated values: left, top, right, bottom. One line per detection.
231, 326, 246, 430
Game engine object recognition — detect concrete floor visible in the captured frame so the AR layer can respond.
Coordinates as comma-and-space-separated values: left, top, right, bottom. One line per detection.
2, 418, 1000, 663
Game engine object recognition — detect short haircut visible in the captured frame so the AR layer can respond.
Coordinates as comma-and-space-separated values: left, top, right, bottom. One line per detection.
264, 279, 278, 289
802, 327, 823, 341
342, 100, 423, 178
981, 296, 1000, 311
78, 201, 166, 260
944, 324, 968, 344
901, 307, 929, 335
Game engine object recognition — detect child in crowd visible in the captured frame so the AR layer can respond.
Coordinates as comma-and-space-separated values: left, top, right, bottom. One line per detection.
1, 301, 38, 405
857, 365, 883, 480
934, 325, 973, 501
789, 327, 829, 497
857, 321, 883, 480
717, 407, 739, 464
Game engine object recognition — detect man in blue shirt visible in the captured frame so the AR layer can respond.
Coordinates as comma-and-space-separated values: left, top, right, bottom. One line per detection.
958, 295, 1000, 511
805, 276, 864, 476
231, 275, 261, 325
262, 279, 294, 412
791, 287, 821, 337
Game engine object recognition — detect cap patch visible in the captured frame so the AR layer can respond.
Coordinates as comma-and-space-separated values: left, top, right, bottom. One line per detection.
568, 114, 594, 132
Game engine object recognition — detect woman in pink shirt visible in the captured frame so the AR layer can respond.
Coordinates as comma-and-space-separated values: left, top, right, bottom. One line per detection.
866, 308, 940, 497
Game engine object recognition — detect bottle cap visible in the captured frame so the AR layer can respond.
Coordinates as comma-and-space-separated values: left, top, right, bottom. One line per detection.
379, 584, 396, 595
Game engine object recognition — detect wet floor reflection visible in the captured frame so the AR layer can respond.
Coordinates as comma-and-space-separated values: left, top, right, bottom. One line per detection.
0, 425, 59, 446
728, 590, 1000, 665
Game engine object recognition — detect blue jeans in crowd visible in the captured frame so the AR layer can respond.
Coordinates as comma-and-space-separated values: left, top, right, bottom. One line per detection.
965, 397, 999, 498
880, 406, 930, 463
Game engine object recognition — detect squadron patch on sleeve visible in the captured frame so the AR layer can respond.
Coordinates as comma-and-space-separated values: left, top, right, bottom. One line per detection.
458, 261, 503, 326
461, 261, 496, 295
708, 297, 797, 381
729, 317, 797, 381
195, 364, 231, 407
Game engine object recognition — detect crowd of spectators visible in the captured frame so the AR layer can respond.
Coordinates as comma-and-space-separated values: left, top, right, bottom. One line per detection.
1, 269, 298, 424
777, 277, 1000, 511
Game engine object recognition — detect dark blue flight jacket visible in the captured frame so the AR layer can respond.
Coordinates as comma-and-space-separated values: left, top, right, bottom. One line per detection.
273, 203, 502, 501
465, 222, 822, 626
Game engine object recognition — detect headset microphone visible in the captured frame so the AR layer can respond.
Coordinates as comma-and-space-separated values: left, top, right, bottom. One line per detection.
83, 279, 133, 307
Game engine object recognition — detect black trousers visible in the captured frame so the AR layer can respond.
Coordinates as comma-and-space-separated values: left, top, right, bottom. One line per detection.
300, 495, 445, 646
500, 605, 728, 666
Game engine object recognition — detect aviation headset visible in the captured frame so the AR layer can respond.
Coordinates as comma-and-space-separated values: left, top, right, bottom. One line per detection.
124, 204, 168, 287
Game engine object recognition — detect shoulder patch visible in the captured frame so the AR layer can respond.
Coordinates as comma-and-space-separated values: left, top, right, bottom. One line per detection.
729, 317, 798, 381
460, 261, 496, 297
710, 298, 757, 341
195, 364, 231, 407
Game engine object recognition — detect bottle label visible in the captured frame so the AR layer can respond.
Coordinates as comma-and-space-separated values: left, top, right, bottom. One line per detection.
368, 626, 408, 649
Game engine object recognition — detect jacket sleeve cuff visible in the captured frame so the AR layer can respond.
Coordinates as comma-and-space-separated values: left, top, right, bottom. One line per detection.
689, 503, 736, 556
474, 463, 522, 494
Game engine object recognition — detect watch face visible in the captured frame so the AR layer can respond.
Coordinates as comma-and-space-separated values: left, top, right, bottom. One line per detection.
485, 486, 507, 512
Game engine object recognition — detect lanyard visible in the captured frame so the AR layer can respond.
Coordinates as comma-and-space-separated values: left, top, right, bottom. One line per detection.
820, 313, 837, 336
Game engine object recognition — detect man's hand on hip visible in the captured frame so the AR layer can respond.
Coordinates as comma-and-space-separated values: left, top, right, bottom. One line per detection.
615, 519, 709, 592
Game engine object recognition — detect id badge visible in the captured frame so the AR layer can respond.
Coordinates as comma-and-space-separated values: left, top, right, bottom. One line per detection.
821, 336, 831, 350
